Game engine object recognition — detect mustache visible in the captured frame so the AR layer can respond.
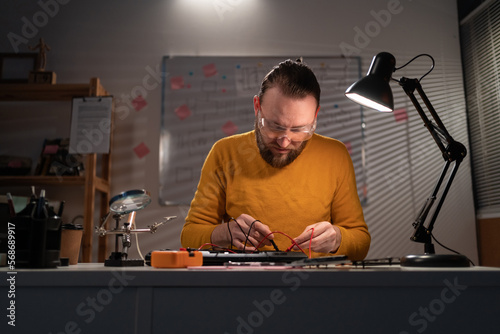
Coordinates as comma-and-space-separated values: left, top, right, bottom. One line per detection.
255, 125, 307, 168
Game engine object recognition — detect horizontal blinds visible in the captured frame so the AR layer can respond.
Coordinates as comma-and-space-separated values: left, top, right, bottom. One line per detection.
460, 0, 500, 215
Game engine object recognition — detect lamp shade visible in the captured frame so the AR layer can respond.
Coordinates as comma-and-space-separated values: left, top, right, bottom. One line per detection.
345, 52, 396, 112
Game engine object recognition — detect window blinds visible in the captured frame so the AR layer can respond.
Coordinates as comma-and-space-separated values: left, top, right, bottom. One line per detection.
460, 0, 500, 216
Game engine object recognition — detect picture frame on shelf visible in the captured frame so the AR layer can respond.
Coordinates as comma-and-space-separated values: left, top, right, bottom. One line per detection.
0, 53, 37, 83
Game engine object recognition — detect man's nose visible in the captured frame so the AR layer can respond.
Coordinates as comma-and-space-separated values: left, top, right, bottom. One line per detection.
276, 135, 292, 148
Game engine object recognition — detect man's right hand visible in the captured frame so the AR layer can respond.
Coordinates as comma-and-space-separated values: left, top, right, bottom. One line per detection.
211, 213, 274, 250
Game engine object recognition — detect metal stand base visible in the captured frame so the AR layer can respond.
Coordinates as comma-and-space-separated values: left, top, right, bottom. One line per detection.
104, 252, 144, 267
400, 254, 470, 267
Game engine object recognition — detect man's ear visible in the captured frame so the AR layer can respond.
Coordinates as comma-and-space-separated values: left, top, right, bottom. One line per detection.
253, 95, 260, 116
315, 106, 320, 118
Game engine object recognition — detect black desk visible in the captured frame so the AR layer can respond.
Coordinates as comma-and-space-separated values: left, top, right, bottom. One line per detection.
1, 264, 500, 334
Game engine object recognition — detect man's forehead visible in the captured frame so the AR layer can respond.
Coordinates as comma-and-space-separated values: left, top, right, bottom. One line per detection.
262, 88, 315, 105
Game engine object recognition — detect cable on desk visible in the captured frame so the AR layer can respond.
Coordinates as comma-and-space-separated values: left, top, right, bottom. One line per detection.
197, 243, 237, 253
255, 231, 310, 258
431, 234, 475, 266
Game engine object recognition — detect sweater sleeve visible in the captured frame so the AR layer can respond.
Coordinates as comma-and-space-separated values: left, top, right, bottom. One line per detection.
328, 145, 371, 261
180, 141, 227, 248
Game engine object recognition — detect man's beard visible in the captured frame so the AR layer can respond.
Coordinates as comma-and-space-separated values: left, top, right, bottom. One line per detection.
255, 122, 308, 168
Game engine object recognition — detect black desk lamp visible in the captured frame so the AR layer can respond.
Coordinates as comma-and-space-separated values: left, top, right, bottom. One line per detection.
345, 52, 470, 267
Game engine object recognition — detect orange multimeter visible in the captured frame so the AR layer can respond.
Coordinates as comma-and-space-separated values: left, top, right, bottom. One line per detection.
150, 249, 203, 268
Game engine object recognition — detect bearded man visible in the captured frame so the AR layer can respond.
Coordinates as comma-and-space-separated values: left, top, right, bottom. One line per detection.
181, 59, 370, 260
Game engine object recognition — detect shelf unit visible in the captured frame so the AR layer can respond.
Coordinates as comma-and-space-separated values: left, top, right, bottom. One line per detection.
0, 77, 112, 262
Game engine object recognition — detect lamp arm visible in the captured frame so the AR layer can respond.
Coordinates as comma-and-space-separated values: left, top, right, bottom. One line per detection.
425, 158, 462, 236
400, 78, 448, 155
410, 160, 451, 245
398, 77, 467, 251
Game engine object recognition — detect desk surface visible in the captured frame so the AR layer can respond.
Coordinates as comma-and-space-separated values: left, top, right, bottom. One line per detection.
2, 263, 500, 287
2, 264, 500, 334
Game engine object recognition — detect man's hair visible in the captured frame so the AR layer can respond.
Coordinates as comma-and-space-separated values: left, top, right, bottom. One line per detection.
258, 59, 321, 107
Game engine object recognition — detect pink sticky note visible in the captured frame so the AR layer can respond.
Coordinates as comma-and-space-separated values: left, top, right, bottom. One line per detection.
202, 63, 217, 77
133, 142, 150, 159
43, 144, 59, 154
8, 159, 22, 168
175, 104, 192, 120
221, 120, 238, 136
394, 108, 408, 123
170, 76, 184, 90
132, 95, 147, 111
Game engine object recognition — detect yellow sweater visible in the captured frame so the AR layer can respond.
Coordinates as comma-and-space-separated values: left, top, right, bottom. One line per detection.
181, 131, 370, 260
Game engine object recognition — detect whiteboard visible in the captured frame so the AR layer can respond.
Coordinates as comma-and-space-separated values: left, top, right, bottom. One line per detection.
159, 56, 365, 205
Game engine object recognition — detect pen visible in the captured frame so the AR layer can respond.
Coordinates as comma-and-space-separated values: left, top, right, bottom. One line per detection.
36, 189, 46, 219
6, 192, 16, 217
30, 186, 36, 201
57, 200, 65, 217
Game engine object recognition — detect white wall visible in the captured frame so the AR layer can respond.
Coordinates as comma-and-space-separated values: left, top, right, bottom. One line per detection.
0, 0, 478, 263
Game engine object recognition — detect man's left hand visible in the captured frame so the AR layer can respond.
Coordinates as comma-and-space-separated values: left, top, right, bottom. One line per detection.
292, 222, 341, 254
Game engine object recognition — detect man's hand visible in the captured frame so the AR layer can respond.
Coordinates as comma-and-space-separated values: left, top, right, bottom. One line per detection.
292, 222, 341, 254
211, 213, 274, 250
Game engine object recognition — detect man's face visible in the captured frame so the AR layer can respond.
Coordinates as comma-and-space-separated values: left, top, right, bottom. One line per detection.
254, 87, 318, 168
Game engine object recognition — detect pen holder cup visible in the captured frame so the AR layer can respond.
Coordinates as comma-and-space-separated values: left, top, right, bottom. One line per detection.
60, 224, 83, 265
14, 215, 62, 268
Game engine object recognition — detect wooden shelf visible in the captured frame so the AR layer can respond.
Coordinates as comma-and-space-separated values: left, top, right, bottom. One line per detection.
0, 175, 85, 185
0, 78, 112, 263
0, 77, 109, 101
0, 175, 109, 192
